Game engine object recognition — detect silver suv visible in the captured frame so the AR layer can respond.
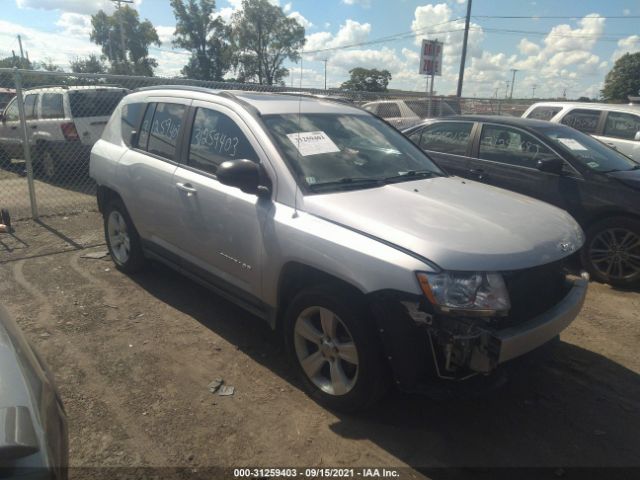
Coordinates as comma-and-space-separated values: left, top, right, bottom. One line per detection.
0, 85, 128, 179
90, 87, 588, 411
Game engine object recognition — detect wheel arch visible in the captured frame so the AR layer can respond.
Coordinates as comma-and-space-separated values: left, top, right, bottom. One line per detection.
96, 185, 125, 215
275, 261, 366, 331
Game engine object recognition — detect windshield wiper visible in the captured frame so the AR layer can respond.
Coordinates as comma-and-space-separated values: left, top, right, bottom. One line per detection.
383, 170, 439, 183
308, 177, 385, 191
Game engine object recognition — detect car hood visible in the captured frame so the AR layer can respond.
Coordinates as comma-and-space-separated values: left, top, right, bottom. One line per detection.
302, 176, 584, 271
607, 168, 640, 190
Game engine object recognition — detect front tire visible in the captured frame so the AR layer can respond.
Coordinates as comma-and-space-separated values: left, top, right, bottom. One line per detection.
284, 284, 390, 412
103, 198, 146, 273
582, 217, 640, 286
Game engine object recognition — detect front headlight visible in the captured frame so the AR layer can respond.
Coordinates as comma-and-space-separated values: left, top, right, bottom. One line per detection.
416, 271, 510, 316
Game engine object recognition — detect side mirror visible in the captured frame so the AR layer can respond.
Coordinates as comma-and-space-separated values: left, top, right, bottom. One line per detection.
634, 131, 640, 142
217, 159, 270, 198
537, 157, 565, 175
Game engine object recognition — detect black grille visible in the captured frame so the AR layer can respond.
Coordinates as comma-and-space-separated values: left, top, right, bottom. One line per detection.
501, 260, 569, 325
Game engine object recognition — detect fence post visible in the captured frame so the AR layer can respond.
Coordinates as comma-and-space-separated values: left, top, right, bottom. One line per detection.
13, 68, 38, 219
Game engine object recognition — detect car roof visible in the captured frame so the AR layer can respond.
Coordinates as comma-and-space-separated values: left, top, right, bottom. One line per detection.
527, 101, 640, 114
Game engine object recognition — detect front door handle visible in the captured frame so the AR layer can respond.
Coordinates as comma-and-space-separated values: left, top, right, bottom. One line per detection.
176, 182, 197, 195
30, 125, 38, 130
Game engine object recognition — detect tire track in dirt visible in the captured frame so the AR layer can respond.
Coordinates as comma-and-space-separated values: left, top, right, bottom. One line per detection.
11, 253, 171, 467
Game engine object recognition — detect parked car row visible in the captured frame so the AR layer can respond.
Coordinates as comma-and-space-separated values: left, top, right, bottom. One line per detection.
0, 85, 128, 179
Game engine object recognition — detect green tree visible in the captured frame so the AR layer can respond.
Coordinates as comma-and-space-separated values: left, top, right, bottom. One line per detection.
340, 68, 392, 92
70, 55, 108, 74
90, 6, 161, 76
602, 52, 640, 103
171, 0, 232, 80
231, 0, 306, 85
37, 58, 64, 72
0, 56, 33, 69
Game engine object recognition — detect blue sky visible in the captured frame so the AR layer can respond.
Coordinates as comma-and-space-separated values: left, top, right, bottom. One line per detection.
1, 0, 639, 98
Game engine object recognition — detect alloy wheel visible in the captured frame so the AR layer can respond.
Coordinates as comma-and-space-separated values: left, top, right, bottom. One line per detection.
293, 306, 359, 396
107, 210, 131, 265
589, 227, 640, 282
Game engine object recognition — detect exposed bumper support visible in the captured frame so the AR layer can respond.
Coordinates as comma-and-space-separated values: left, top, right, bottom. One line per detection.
493, 277, 588, 364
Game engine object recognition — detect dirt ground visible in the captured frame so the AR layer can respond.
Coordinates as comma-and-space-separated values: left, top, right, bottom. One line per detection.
1, 213, 639, 479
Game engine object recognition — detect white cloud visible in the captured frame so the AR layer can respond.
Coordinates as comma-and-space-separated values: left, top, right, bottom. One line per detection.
623, 8, 631, 16
288, 11, 313, 29
56, 12, 92, 37
305, 19, 371, 56
16, 0, 143, 15
341, 0, 371, 6
612, 35, 640, 61
156, 26, 176, 46
518, 38, 540, 56
0, 18, 100, 67
283, 2, 292, 13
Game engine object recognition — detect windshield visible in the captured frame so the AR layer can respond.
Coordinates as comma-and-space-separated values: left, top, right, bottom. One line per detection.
535, 125, 639, 173
262, 113, 444, 192
69, 89, 128, 118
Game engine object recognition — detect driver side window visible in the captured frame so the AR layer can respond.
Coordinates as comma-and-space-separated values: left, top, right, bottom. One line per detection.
188, 108, 258, 175
479, 124, 559, 169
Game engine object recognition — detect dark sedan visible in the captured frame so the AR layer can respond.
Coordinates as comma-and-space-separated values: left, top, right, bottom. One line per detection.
0, 306, 68, 479
404, 115, 640, 287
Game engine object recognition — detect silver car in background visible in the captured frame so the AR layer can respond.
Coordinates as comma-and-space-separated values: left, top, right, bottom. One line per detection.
0, 306, 68, 479
91, 88, 587, 411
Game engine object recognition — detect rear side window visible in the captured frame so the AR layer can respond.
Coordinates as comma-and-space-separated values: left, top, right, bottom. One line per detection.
188, 107, 258, 175
68, 89, 127, 118
121, 102, 146, 147
527, 106, 562, 121
603, 111, 640, 140
560, 109, 601, 134
377, 103, 401, 119
146, 103, 186, 161
24, 94, 38, 120
418, 122, 473, 156
41, 93, 64, 119
137, 103, 156, 150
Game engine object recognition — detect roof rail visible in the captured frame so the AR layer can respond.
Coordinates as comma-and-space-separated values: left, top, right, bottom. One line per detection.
132, 85, 262, 116
24, 84, 126, 91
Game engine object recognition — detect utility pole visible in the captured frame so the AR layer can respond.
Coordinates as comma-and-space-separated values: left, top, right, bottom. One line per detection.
322, 58, 328, 90
509, 68, 518, 99
111, 0, 133, 63
531, 84, 537, 98
17, 35, 24, 61
505, 80, 510, 99
456, 0, 472, 97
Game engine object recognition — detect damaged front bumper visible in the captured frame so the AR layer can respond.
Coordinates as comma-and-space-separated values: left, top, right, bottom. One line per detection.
370, 276, 589, 390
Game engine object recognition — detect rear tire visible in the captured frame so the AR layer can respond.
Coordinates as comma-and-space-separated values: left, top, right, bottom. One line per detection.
38, 147, 60, 181
103, 198, 146, 273
582, 217, 640, 287
284, 284, 390, 412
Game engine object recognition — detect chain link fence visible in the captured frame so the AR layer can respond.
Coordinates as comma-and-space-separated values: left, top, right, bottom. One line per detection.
0, 67, 538, 223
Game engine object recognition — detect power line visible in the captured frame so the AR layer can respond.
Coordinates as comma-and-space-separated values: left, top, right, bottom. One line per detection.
473, 27, 636, 41
472, 15, 640, 19
301, 18, 466, 54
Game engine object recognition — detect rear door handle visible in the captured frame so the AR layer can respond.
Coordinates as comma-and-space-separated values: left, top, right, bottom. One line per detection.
176, 182, 197, 195
605, 143, 618, 150
30, 125, 37, 130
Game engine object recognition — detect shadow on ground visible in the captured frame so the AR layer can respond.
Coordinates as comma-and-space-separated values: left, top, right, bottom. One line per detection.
130, 262, 639, 475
